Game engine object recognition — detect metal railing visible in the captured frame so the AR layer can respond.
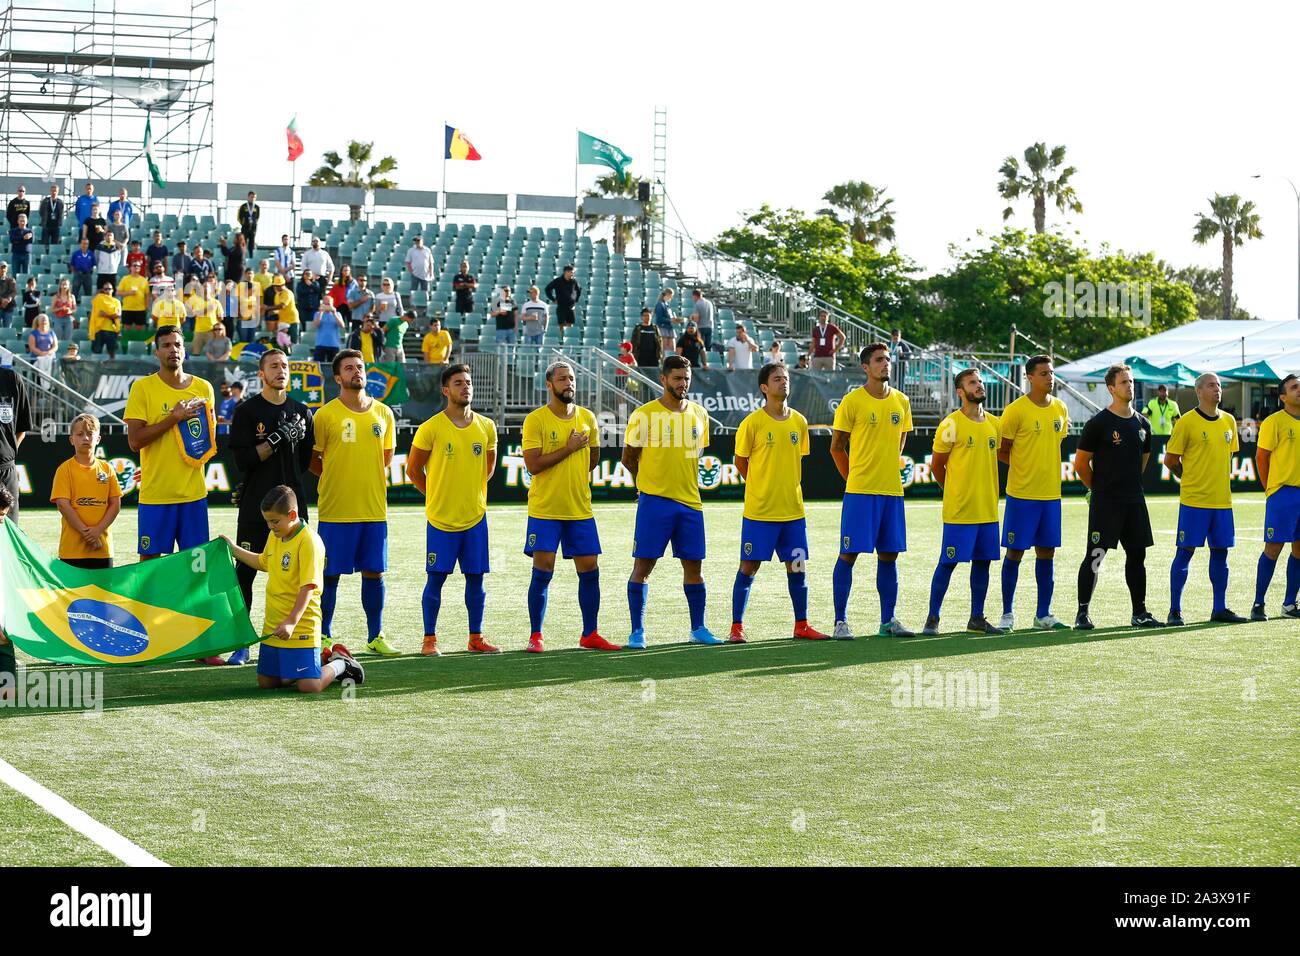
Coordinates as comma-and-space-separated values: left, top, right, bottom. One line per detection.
2, 350, 127, 436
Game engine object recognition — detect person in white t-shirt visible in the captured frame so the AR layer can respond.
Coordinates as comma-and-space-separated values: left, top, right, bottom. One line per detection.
519, 286, 549, 345
404, 235, 434, 291
726, 322, 760, 370
300, 236, 333, 281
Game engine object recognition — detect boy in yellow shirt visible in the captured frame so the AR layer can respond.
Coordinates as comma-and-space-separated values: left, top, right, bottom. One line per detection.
89, 280, 122, 358
50, 414, 121, 569
421, 317, 452, 365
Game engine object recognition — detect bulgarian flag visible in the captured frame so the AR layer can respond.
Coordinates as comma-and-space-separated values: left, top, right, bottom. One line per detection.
143, 116, 166, 189
286, 115, 304, 161
444, 125, 481, 161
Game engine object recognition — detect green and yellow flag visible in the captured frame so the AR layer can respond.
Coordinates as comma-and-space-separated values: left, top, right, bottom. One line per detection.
578, 131, 632, 181
0, 521, 257, 666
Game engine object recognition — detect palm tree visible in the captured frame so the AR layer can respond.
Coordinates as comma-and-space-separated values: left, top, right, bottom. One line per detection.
818, 181, 896, 247
580, 172, 656, 256
307, 140, 398, 221
998, 142, 1082, 233
1192, 194, 1263, 320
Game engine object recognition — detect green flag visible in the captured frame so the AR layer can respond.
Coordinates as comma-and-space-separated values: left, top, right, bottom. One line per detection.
0, 521, 257, 666
578, 131, 632, 181
144, 116, 166, 189
366, 363, 410, 405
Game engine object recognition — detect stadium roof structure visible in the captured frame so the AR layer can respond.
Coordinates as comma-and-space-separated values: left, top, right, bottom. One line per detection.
1057, 320, 1300, 383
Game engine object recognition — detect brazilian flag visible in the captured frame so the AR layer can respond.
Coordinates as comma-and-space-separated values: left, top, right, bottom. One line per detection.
365, 363, 409, 405
0, 522, 258, 666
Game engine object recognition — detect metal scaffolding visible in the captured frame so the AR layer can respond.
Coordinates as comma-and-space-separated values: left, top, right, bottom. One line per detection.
0, 0, 214, 187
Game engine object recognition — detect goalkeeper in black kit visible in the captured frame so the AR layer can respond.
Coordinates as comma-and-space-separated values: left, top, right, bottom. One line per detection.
226, 349, 314, 664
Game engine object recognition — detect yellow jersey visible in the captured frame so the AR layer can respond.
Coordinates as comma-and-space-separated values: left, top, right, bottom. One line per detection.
123, 373, 215, 505
272, 288, 299, 325
312, 397, 395, 522
359, 332, 376, 364
412, 411, 498, 531
734, 406, 809, 522
933, 410, 1001, 524
999, 394, 1069, 500
117, 274, 150, 311
625, 398, 709, 509
89, 294, 121, 336
831, 385, 912, 496
521, 405, 597, 521
186, 293, 223, 335
252, 272, 274, 294
258, 522, 325, 648
1258, 409, 1300, 497
1166, 409, 1238, 509
49, 457, 122, 560
422, 330, 452, 364
151, 297, 187, 327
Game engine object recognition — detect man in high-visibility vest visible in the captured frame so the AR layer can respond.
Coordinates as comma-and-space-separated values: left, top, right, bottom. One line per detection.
1142, 384, 1181, 437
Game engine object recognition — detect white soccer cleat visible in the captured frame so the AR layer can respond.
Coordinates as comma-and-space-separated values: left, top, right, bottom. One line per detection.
998, 612, 1015, 632
1033, 614, 1069, 631
832, 621, 854, 641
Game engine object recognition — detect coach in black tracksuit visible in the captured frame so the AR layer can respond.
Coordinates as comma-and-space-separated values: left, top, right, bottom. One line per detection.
228, 350, 313, 610
545, 265, 582, 336
0, 365, 32, 524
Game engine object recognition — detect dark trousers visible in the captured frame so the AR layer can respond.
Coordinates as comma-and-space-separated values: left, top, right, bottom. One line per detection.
71, 273, 94, 300
42, 224, 61, 246
62, 557, 113, 570
11, 253, 28, 274
92, 330, 119, 358
0, 464, 18, 524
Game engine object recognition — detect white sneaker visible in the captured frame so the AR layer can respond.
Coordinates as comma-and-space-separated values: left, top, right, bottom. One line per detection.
832, 621, 854, 641
1034, 614, 1069, 630
998, 612, 1015, 631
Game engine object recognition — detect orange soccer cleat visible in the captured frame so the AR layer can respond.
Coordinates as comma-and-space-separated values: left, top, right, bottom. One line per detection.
728, 623, 749, 644
467, 634, 502, 654
578, 631, 621, 651
421, 635, 442, 657
525, 633, 545, 654
792, 621, 830, 640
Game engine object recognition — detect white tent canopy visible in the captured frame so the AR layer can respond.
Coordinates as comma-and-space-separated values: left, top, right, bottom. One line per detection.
1056, 320, 1300, 382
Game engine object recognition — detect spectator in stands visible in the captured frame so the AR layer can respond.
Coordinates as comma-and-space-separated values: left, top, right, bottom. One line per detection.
347, 273, 375, 332
204, 322, 232, 363
296, 269, 324, 319
690, 289, 715, 353
265, 275, 299, 343
348, 313, 384, 365
300, 236, 333, 281
544, 264, 582, 344
219, 233, 247, 284
726, 322, 759, 371
617, 341, 635, 376
797, 353, 809, 370
422, 317, 452, 366
117, 258, 150, 332
0, 264, 16, 330
126, 239, 146, 276
236, 270, 261, 343
887, 327, 913, 386
189, 245, 215, 286
216, 381, 237, 435
253, 258, 275, 298
654, 288, 678, 356
328, 264, 355, 326
63, 342, 80, 363
81, 202, 107, 250
148, 260, 174, 301
89, 280, 121, 357
273, 234, 294, 282
766, 340, 784, 366
237, 191, 260, 249
70, 239, 96, 301
151, 284, 187, 335
677, 322, 710, 370
8, 215, 33, 275
631, 307, 662, 368
312, 294, 346, 364
6, 186, 30, 229
452, 260, 477, 316
170, 241, 193, 291
107, 209, 129, 248
26, 314, 57, 376
22, 277, 39, 327
519, 286, 548, 345
51, 278, 77, 343
107, 188, 134, 232
372, 275, 402, 327
75, 182, 97, 228
382, 308, 411, 363
145, 230, 169, 273
405, 235, 434, 292
188, 278, 224, 355
38, 184, 64, 247
491, 284, 517, 344
94, 234, 122, 291
809, 310, 844, 371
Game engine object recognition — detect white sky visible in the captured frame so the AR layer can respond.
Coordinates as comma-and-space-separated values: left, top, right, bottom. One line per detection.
209, 0, 1300, 320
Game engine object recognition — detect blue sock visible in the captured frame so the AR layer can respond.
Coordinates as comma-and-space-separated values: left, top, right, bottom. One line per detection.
1035, 557, 1054, 619
1287, 556, 1300, 606
628, 580, 647, 632
577, 568, 600, 635
1255, 553, 1278, 607
833, 558, 853, 622
732, 571, 754, 624
321, 575, 340, 637
465, 573, 486, 633
876, 559, 898, 625
1208, 548, 1229, 613
970, 560, 991, 619
422, 572, 448, 635
361, 575, 385, 641
787, 571, 808, 622
527, 568, 553, 633
1170, 548, 1193, 612
684, 582, 706, 631
1000, 559, 1020, 616
929, 562, 956, 619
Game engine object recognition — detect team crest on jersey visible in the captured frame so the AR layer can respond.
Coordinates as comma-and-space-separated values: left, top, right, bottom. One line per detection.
1111, 431, 1121, 445
281, 553, 291, 571
550, 431, 557, 442
691, 425, 699, 441
1266, 527, 1275, 540
445, 441, 454, 457
256, 422, 266, 435
743, 542, 753, 556
890, 412, 901, 426
1053, 419, 1063, 433
1178, 530, 1186, 543
843, 536, 851, 550
527, 533, 537, 548
966, 436, 974, 446
1007, 532, 1016, 545
869, 412, 879, 425
472, 442, 483, 456
95, 469, 108, 483
1033, 420, 1042, 432
1223, 429, 1232, 443
1091, 531, 1100, 544
765, 431, 775, 447
139, 535, 151, 550
1138, 429, 1146, 442
427, 552, 437, 566
1200, 430, 1209, 442
945, 545, 957, 559
372, 423, 383, 438
987, 437, 996, 450
789, 431, 799, 445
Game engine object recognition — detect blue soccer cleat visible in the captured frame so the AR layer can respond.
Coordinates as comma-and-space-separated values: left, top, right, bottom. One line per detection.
625, 629, 647, 650
689, 626, 724, 645
226, 647, 250, 666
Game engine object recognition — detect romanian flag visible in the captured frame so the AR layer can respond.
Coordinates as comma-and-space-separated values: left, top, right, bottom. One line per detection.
286, 115, 304, 162
0, 521, 258, 667
444, 125, 481, 161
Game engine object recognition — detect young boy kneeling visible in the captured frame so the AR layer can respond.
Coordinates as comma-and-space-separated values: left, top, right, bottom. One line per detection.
223, 485, 364, 693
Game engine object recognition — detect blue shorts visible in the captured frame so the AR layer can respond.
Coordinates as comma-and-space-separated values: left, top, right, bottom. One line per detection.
633, 493, 706, 560
524, 516, 601, 558
137, 500, 209, 555
319, 520, 389, 576
741, 517, 809, 563
1264, 486, 1300, 543
1176, 504, 1235, 549
940, 522, 1000, 563
839, 493, 906, 554
427, 517, 490, 574
256, 643, 321, 681
1001, 496, 1062, 549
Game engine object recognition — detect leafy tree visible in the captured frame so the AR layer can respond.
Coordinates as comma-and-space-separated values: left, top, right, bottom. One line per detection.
580, 172, 655, 256
1192, 194, 1263, 319
308, 140, 399, 221
998, 143, 1082, 233
1161, 263, 1253, 319
818, 181, 896, 247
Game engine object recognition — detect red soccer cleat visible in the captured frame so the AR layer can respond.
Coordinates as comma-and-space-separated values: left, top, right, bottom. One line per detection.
467, 634, 502, 654
320, 646, 332, 665
579, 631, 621, 651
793, 621, 830, 640
421, 635, 442, 657
525, 633, 545, 654
330, 643, 354, 661
196, 656, 225, 666
729, 623, 749, 644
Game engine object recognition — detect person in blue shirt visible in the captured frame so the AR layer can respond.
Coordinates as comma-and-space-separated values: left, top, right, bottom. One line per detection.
171, 241, 193, 289
217, 381, 241, 436
145, 230, 169, 272
107, 189, 134, 232
74, 182, 97, 227
69, 238, 96, 300
312, 297, 345, 363
653, 288, 677, 356
8, 214, 33, 275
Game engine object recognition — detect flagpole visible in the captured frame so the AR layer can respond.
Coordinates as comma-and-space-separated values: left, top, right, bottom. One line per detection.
441, 120, 447, 227
573, 128, 579, 230
291, 155, 298, 239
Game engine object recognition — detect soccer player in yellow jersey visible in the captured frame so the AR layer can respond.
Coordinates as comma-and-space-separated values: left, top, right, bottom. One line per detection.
621, 355, 719, 647
222, 485, 364, 693
924, 369, 1005, 635
1251, 373, 1300, 619
519, 361, 619, 653
309, 349, 398, 655
829, 343, 914, 638
406, 364, 500, 655
731, 362, 828, 642
996, 354, 1070, 631
1163, 372, 1246, 625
